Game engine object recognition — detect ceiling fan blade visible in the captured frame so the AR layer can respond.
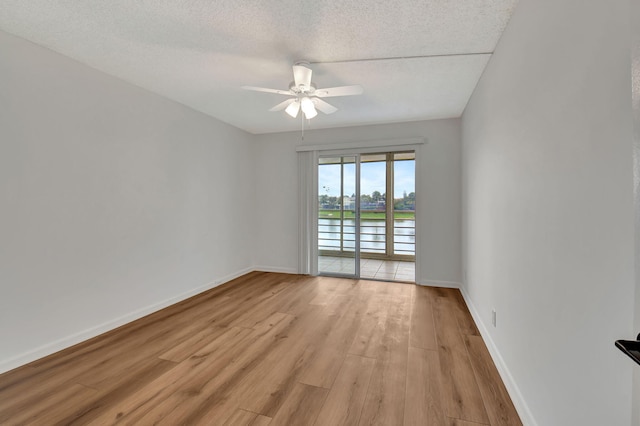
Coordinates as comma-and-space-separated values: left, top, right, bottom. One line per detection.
242, 86, 292, 95
314, 85, 364, 98
313, 98, 338, 114
293, 64, 313, 89
269, 98, 296, 112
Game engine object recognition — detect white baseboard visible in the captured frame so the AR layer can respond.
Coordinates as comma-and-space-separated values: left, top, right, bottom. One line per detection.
459, 286, 538, 426
252, 265, 299, 274
216, 266, 255, 285
0, 267, 254, 375
416, 279, 461, 288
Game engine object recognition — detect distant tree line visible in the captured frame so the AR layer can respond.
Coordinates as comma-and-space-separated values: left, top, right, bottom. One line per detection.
319, 191, 415, 210
394, 191, 415, 210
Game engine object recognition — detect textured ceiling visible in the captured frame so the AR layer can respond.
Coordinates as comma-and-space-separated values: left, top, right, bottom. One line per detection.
0, 0, 518, 134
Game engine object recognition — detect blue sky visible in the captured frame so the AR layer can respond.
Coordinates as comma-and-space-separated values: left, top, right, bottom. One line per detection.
318, 160, 415, 198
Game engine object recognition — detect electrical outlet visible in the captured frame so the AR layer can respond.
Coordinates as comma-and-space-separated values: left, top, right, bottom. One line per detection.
491, 309, 497, 327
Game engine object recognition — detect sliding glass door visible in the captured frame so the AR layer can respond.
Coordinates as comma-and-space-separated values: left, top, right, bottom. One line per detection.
317, 150, 415, 280
317, 155, 359, 277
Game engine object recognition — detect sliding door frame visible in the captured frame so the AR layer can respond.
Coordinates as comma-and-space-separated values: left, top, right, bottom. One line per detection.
296, 138, 425, 280
317, 153, 361, 278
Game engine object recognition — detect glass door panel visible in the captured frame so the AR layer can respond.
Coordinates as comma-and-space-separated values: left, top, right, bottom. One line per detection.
318, 156, 358, 277
359, 154, 387, 278
357, 151, 416, 281
393, 152, 416, 259
392, 152, 416, 282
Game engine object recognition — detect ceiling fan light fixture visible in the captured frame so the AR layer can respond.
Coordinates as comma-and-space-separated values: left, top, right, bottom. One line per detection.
242, 61, 362, 123
301, 96, 317, 119
285, 100, 301, 118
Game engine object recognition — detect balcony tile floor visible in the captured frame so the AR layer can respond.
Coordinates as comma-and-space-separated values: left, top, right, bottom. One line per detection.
319, 256, 415, 282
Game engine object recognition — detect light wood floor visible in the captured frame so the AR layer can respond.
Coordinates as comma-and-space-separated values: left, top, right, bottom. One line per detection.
0, 272, 521, 425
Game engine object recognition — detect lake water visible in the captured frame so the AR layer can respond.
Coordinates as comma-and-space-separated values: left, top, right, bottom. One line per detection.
318, 218, 415, 254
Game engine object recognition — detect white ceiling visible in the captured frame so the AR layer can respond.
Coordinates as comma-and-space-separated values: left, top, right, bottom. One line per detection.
0, 0, 518, 134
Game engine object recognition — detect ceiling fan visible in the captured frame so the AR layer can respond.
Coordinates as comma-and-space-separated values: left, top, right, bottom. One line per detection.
242, 61, 363, 120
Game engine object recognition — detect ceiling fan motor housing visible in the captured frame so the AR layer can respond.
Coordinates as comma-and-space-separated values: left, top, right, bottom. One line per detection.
289, 81, 316, 95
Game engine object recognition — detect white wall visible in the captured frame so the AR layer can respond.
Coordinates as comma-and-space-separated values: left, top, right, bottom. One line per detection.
0, 30, 255, 373
632, 0, 640, 422
462, 1, 634, 425
253, 119, 462, 285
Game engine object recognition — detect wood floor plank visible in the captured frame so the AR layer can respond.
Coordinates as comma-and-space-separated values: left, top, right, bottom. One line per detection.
433, 296, 489, 425
227, 280, 295, 329
452, 292, 480, 336
389, 281, 414, 298
0, 273, 519, 426
463, 335, 522, 426
222, 408, 260, 425
348, 295, 389, 358
0, 364, 77, 414
1, 383, 97, 425
308, 276, 342, 306
323, 293, 354, 316
235, 347, 317, 418
165, 311, 301, 425
410, 285, 437, 350
243, 281, 365, 414
222, 408, 272, 425
314, 354, 375, 426
252, 415, 273, 426
86, 326, 257, 425
299, 296, 368, 388
0, 321, 186, 413
126, 313, 296, 425
72, 331, 187, 390
448, 418, 489, 426
358, 297, 411, 426
235, 306, 330, 416
158, 325, 229, 362
404, 347, 446, 426
60, 358, 178, 425
205, 275, 293, 328
0, 365, 36, 393
268, 382, 328, 426
275, 277, 334, 316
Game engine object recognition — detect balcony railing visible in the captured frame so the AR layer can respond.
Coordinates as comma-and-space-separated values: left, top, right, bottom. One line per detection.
318, 213, 415, 260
